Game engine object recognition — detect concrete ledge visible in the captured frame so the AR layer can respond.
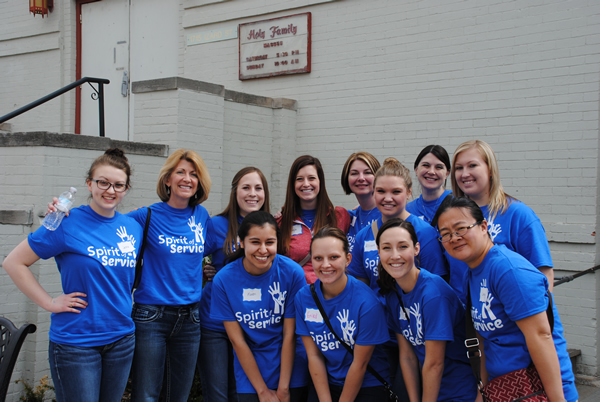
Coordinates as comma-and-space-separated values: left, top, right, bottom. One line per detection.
0, 209, 32, 225
131, 77, 297, 110
0, 132, 169, 157
132, 77, 225, 97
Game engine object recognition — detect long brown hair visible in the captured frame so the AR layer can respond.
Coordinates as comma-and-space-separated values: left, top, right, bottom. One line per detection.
219, 167, 271, 256
280, 155, 336, 254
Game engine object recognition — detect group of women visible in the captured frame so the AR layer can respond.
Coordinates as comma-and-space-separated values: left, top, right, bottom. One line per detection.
2, 139, 578, 402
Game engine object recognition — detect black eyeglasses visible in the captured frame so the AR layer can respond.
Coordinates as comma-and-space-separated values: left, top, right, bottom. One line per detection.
92, 179, 128, 192
438, 221, 482, 243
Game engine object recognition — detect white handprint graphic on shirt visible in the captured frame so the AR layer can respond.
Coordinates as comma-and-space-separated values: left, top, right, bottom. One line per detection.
481, 292, 497, 320
336, 309, 356, 347
487, 219, 502, 242
409, 304, 424, 342
268, 282, 287, 315
187, 217, 204, 243
116, 226, 137, 258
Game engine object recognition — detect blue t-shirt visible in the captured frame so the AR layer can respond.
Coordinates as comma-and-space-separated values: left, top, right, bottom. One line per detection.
347, 215, 448, 292
28, 205, 142, 347
295, 275, 390, 387
211, 254, 309, 393
128, 202, 216, 305
406, 190, 452, 224
467, 245, 577, 401
198, 215, 234, 333
347, 206, 381, 253
385, 269, 477, 402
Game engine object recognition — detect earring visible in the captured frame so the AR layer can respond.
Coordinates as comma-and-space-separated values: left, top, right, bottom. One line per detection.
167, 186, 171, 196
195, 193, 198, 199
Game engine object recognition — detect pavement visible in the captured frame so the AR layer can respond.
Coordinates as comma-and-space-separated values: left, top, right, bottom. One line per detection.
576, 381, 600, 401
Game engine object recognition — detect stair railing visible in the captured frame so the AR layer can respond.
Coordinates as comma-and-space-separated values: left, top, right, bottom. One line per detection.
0, 77, 110, 137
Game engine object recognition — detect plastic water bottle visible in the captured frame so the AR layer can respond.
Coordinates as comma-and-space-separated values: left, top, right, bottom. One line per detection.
42, 187, 77, 231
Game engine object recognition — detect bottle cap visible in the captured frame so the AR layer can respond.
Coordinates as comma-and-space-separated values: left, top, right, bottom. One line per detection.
70, 187, 77, 194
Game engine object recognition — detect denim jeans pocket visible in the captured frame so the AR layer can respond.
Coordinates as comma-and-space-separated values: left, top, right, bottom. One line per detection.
132, 304, 162, 322
190, 306, 201, 325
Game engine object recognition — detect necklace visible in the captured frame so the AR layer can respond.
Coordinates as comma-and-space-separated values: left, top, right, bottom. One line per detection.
359, 207, 376, 227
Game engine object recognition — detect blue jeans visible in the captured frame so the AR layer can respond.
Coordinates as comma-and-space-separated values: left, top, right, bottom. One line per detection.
198, 328, 236, 402
131, 303, 201, 402
48, 333, 135, 402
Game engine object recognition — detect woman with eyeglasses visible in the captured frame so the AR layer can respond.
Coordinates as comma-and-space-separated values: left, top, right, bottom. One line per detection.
436, 196, 577, 402
3, 148, 142, 402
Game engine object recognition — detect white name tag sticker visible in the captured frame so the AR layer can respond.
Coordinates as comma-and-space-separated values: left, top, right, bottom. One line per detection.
364, 240, 377, 252
479, 287, 488, 302
305, 308, 323, 323
117, 241, 135, 254
243, 288, 262, 301
351, 216, 357, 227
292, 224, 303, 236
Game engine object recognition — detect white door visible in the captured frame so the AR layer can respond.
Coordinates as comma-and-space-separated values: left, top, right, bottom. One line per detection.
80, 0, 130, 140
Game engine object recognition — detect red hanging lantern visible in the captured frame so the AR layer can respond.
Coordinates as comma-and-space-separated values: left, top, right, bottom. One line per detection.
30, 0, 53, 18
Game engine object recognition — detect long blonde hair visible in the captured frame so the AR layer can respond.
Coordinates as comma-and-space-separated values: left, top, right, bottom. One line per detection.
451, 140, 514, 220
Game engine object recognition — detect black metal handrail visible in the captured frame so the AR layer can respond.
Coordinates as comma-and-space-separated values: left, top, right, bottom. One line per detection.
0, 77, 110, 137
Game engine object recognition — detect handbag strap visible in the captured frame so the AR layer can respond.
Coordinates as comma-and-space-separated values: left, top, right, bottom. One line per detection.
309, 284, 397, 400
371, 219, 379, 239
298, 252, 312, 267
465, 282, 555, 396
132, 207, 151, 292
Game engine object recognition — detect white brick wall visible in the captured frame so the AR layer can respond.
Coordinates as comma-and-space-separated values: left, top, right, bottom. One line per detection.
2, 0, 600, 389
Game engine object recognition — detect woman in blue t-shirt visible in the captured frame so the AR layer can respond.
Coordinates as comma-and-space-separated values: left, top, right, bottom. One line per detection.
127, 149, 216, 401
295, 227, 390, 401
451, 139, 554, 291
198, 167, 271, 402
436, 197, 578, 402
406, 145, 452, 225
211, 211, 308, 402
3, 148, 142, 402
376, 218, 477, 402
340, 152, 381, 253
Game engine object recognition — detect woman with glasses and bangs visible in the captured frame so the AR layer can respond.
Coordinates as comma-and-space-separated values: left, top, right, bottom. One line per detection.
436, 196, 577, 402
4, 148, 142, 402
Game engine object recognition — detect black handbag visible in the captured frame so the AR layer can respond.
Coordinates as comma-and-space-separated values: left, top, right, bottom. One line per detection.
310, 284, 399, 402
